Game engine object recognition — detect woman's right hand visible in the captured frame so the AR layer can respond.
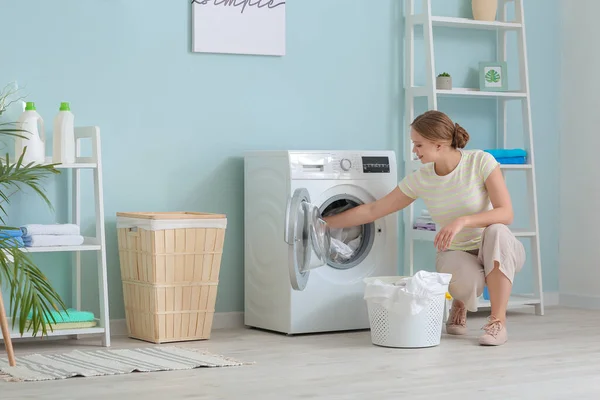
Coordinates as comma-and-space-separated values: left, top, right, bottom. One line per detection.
323, 187, 415, 229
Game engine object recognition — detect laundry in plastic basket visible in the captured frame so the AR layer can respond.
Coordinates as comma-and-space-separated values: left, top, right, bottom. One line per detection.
364, 271, 452, 315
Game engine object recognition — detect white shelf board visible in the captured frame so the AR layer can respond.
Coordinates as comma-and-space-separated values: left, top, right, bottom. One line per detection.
499, 164, 532, 170
411, 229, 437, 242
478, 294, 541, 309
7, 325, 105, 340
54, 162, 98, 169
412, 228, 536, 242
4, 158, 97, 169
430, 16, 522, 30
20, 237, 102, 253
407, 159, 532, 172
44, 157, 97, 169
410, 87, 527, 99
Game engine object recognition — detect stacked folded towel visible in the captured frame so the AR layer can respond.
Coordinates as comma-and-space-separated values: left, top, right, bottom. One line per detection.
27, 308, 95, 324
20, 224, 84, 247
0, 228, 25, 248
26, 308, 97, 330
413, 209, 436, 231
484, 148, 527, 164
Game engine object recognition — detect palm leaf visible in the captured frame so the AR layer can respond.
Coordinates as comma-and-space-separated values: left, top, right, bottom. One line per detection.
0, 85, 67, 337
0, 149, 60, 220
0, 128, 66, 336
0, 122, 28, 140
0, 239, 66, 336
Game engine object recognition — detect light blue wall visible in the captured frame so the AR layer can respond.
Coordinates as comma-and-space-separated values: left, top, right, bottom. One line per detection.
0, 0, 559, 320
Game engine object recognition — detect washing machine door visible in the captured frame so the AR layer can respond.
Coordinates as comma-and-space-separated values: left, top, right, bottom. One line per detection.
284, 188, 331, 291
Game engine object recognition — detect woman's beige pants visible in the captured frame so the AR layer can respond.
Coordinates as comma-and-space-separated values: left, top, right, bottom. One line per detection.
435, 224, 526, 312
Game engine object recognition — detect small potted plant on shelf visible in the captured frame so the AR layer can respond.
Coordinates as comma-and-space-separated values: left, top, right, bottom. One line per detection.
472, 0, 498, 21
436, 72, 452, 90
0, 82, 67, 365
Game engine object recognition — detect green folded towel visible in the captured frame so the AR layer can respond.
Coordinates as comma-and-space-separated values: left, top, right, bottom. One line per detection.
27, 308, 96, 323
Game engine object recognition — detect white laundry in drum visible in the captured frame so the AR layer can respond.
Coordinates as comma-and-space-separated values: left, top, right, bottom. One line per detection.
323, 201, 363, 263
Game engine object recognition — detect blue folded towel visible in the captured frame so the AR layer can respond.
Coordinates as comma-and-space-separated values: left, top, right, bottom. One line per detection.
0, 229, 24, 247
0, 228, 23, 238
0, 236, 24, 248
484, 149, 527, 158
495, 156, 527, 165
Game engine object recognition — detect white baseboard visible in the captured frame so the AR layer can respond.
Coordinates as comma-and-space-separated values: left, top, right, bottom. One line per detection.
212, 311, 245, 330
559, 292, 600, 310
109, 311, 245, 337
543, 291, 560, 307
109, 295, 562, 338
475, 292, 559, 309
109, 319, 128, 337
110, 295, 563, 337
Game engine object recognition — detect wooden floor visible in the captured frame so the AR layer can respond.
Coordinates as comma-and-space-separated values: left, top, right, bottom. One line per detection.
2, 306, 600, 399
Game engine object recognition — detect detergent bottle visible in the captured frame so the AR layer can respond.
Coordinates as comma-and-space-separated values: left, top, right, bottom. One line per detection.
52, 102, 75, 164
14, 101, 46, 164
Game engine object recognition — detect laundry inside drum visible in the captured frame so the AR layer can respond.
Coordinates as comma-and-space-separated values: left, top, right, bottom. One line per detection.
320, 197, 374, 270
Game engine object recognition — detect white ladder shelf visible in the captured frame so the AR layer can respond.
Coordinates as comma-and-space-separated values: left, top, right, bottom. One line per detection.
2, 126, 111, 345
403, 0, 544, 315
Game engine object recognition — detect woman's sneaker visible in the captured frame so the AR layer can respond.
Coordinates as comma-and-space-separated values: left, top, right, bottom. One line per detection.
446, 301, 468, 335
479, 316, 508, 346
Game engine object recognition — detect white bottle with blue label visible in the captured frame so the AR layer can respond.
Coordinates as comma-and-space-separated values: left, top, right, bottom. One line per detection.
52, 102, 75, 164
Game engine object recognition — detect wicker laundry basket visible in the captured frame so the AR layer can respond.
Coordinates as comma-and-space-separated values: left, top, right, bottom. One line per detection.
116, 212, 227, 344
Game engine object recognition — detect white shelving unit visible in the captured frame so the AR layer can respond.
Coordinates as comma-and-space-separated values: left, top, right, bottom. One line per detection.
403, 0, 544, 315
2, 126, 111, 345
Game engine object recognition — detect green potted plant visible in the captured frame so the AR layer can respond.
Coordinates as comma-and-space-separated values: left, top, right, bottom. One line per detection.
436, 72, 452, 90
0, 82, 67, 342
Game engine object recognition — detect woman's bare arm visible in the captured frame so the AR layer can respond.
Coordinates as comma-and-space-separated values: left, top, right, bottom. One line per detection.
323, 186, 415, 229
462, 166, 514, 227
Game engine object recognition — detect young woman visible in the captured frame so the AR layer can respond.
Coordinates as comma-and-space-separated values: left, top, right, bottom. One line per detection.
323, 110, 525, 346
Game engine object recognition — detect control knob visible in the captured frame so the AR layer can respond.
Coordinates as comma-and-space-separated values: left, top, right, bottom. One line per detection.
340, 158, 352, 171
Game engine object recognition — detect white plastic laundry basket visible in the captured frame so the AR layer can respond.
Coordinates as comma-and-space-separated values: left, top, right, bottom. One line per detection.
364, 276, 448, 348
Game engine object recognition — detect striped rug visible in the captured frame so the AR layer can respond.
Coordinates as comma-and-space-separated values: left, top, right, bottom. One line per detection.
0, 346, 249, 382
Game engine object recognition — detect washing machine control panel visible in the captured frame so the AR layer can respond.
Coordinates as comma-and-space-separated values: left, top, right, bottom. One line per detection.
361, 156, 391, 173
290, 151, 395, 180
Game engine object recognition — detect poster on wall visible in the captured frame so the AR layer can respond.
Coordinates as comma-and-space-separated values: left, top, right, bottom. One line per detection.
192, 0, 286, 56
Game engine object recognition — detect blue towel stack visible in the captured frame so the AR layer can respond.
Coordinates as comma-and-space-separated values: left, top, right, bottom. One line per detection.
484, 149, 527, 165
0, 228, 25, 248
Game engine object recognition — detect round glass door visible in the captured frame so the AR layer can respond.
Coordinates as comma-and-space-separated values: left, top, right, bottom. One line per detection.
284, 188, 330, 291
319, 194, 375, 270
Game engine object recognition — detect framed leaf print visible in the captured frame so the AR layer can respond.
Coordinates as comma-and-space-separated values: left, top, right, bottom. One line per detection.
479, 61, 508, 92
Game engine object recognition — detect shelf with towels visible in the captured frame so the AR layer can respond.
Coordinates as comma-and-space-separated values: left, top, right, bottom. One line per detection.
403, 0, 544, 317
4, 318, 105, 339
407, 159, 532, 172
19, 237, 102, 253
0, 126, 111, 351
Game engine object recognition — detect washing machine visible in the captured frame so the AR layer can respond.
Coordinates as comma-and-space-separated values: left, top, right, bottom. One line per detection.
243, 150, 399, 334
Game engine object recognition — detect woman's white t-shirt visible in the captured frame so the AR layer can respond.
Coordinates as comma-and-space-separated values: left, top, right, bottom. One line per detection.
398, 149, 499, 251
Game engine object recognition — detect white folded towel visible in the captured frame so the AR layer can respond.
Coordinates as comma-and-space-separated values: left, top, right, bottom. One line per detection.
21, 224, 80, 236
24, 235, 85, 247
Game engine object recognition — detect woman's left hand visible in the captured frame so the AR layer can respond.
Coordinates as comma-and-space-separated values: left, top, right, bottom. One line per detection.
434, 217, 467, 251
